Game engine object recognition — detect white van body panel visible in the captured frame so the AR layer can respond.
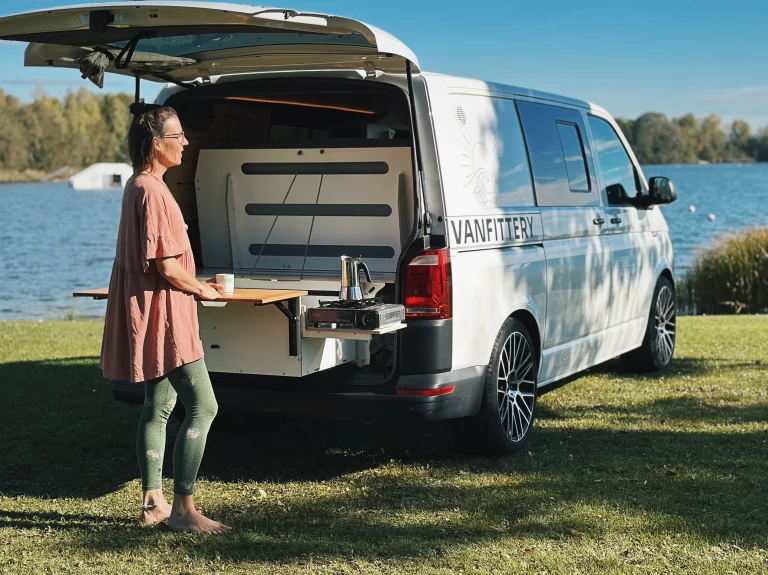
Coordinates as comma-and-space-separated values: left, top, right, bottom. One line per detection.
422, 74, 548, 371
422, 72, 674, 387
449, 245, 547, 370
580, 108, 674, 365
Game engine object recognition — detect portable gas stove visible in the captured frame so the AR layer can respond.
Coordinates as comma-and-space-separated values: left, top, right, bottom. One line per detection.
306, 299, 405, 330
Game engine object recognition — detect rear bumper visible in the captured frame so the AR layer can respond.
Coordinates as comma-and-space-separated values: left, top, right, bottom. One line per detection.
112, 366, 485, 422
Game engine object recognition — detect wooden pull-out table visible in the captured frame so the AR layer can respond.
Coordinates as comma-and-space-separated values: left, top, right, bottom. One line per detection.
73, 286, 308, 356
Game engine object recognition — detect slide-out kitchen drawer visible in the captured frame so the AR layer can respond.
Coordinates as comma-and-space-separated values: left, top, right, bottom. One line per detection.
198, 295, 358, 377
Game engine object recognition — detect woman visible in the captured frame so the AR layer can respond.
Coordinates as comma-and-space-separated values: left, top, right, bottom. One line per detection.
100, 103, 229, 534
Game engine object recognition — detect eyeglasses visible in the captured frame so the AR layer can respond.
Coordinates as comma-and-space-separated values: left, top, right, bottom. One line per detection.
160, 131, 186, 143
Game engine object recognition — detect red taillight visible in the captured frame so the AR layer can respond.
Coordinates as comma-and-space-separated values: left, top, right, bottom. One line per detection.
403, 248, 452, 319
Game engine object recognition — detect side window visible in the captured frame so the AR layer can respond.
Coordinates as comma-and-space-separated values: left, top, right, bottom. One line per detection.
516, 100, 599, 207
587, 115, 639, 205
556, 122, 589, 193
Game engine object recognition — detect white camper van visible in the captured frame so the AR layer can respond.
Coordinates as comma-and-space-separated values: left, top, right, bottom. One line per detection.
0, 2, 678, 454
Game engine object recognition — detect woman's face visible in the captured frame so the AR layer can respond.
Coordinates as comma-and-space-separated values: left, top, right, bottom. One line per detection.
153, 116, 189, 168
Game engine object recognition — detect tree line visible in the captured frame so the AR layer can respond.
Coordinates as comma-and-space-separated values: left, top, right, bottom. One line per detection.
1, 88, 767, 173
617, 113, 768, 165
0, 89, 133, 174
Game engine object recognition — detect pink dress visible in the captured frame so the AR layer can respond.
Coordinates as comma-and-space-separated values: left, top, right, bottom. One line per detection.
100, 173, 204, 383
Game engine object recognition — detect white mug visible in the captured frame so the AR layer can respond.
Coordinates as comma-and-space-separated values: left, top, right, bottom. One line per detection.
215, 273, 235, 295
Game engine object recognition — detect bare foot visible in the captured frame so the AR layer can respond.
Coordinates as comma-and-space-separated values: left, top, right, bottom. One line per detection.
168, 508, 230, 534
139, 501, 172, 525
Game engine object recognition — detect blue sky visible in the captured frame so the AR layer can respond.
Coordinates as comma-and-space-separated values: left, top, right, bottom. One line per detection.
1, 0, 767, 129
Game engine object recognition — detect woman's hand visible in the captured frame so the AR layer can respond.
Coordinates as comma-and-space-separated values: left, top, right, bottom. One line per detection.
155, 257, 224, 300
198, 283, 222, 301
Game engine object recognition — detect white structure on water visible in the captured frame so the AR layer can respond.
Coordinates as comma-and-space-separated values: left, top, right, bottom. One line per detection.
69, 163, 133, 190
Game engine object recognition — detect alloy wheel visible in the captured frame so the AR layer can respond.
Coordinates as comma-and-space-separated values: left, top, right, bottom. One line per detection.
654, 285, 676, 365
497, 332, 536, 442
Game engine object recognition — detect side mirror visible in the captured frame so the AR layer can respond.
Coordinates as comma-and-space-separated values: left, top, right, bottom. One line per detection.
649, 177, 677, 204
633, 176, 677, 207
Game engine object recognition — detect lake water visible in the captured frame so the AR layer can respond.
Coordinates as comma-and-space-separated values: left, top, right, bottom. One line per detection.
1, 163, 767, 320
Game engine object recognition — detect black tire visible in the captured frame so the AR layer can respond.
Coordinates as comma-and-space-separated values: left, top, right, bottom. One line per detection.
622, 275, 676, 372
472, 318, 538, 455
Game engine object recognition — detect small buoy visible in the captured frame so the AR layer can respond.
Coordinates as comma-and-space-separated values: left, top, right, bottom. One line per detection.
688, 205, 696, 213
708, 214, 716, 222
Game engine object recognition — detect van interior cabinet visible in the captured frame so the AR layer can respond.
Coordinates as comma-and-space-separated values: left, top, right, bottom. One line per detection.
193, 146, 410, 280
198, 293, 363, 377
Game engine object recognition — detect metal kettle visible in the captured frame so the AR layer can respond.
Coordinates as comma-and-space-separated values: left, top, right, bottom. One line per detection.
339, 255, 372, 301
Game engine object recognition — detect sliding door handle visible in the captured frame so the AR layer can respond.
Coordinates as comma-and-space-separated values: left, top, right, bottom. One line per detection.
610, 217, 623, 224
593, 217, 605, 225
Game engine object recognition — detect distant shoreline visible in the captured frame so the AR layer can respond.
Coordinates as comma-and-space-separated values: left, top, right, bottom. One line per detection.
0, 169, 47, 184
0, 169, 74, 185
2, 161, 765, 186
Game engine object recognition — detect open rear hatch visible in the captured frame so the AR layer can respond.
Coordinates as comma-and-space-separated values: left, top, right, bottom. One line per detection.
0, 2, 420, 87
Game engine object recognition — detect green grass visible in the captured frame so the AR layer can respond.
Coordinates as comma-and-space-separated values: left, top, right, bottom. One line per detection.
1, 318, 767, 574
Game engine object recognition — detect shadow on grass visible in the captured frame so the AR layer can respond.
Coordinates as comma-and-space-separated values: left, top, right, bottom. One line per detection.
588, 356, 765, 379
4, 424, 766, 561
535, 356, 719, 400
0, 357, 139, 499
2, 357, 767, 563
539, 395, 768, 425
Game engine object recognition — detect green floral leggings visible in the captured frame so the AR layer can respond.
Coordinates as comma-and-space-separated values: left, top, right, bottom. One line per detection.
136, 358, 218, 496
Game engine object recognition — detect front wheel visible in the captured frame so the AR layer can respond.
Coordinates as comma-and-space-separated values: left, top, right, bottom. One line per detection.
473, 318, 538, 455
622, 275, 676, 372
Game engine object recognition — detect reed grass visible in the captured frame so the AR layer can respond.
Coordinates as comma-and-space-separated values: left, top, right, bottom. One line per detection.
677, 227, 768, 315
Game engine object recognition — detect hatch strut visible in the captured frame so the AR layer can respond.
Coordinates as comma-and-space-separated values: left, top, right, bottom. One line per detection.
405, 60, 431, 236
114, 30, 198, 90
115, 32, 154, 69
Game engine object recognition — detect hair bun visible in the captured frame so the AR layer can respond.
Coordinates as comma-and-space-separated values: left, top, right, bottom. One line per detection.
129, 101, 162, 117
